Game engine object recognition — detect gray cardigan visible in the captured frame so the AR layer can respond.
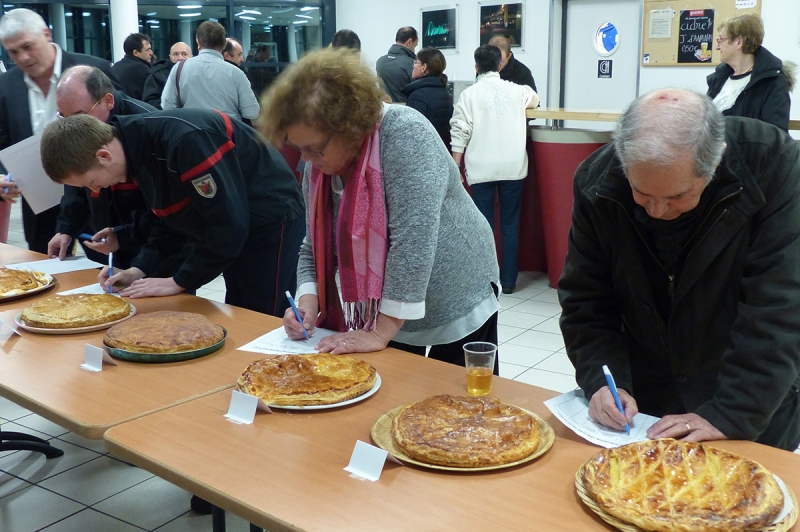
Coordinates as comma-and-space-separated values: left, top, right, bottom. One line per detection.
297, 105, 499, 345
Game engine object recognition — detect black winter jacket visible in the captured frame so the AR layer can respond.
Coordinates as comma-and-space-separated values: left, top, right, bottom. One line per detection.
499, 55, 537, 94
559, 117, 800, 450
376, 44, 415, 103
706, 46, 792, 131
111, 54, 151, 101
141, 59, 174, 109
402, 75, 453, 146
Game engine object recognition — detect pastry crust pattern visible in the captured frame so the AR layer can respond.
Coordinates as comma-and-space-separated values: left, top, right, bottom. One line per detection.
104, 311, 224, 353
391, 394, 540, 468
0, 268, 49, 296
237, 354, 377, 406
581, 439, 784, 532
21, 294, 131, 328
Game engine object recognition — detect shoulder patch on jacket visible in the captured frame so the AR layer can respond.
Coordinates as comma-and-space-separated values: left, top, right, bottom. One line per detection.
191, 174, 217, 198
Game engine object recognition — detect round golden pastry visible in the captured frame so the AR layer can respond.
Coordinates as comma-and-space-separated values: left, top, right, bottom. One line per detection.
238, 354, 377, 406
21, 294, 131, 328
391, 394, 540, 468
581, 438, 784, 532
0, 268, 49, 296
104, 311, 224, 353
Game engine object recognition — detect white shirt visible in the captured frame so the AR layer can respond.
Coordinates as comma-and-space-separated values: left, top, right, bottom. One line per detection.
713, 73, 751, 113
24, 43, 62, 135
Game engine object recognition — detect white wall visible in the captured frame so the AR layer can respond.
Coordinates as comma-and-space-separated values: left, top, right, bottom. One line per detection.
338, 0, 800, 127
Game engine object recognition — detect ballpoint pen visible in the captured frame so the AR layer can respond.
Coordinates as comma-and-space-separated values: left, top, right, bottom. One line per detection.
285, 290, 309, 339
78, 233, 106, 243
602, 364, 631, 435
108, 252, 114, 294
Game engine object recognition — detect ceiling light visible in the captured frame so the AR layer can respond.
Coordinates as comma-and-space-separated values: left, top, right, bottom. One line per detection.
272, 8, 294, 13
240, 9, 261, 15
146, 20, 159, 24
82, 12, 91, 17
147, 11, 157, 16
296, 14, 312, 19
238, 15, 256, 20
177, 5, 202, 8
101, 22, 106, 27
179, 13, 201, 17
293, 20, 308, 24
65, 12, 73, 17
300, 6, 319, 11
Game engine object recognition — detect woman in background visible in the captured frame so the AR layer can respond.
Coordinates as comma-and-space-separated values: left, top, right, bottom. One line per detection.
401, 47, 453, 145
706, 13, 794, 131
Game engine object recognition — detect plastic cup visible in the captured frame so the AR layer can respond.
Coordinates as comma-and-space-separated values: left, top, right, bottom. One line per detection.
464, 342, 497, 396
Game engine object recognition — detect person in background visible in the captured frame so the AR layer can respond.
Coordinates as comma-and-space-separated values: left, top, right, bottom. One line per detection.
450, 45, 538, 295
707, 13, 794, 131
0, 7, 120, 253
48, 65, 185, 277
488, 35, 537, 93
559, 89, 800, 451
260, 48, 500, 369
223, 37, 245, 67
161, 21, 259, 123
402, 47, 453, 146
249, 44, 276, 98
111, 32, 152, 100
142, 41, 192, 109
376, 26, 418, 103
331, 29, 361, 51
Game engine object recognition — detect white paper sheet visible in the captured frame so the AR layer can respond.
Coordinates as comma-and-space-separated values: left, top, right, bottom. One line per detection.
58, 283, 111, 296
6, 257, 100, 275
544, 389, 660, 448
736, 0, 757, 8
649, 8, 674, 39
0, 134, 64, 214
237, 326, 339, 355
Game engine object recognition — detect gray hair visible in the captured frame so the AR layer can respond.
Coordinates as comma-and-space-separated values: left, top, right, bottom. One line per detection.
613, 89, 726, 183
0, 8, 47, 41
57, 65, 114, 102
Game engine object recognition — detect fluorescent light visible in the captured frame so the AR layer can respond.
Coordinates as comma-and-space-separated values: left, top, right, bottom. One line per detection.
146, 20, 159, 24
101, 22, 106, 27
272, 8, 294, 13
293, 20, 308, 24
82, 12, 91, 17
147, 11, 157, 16
177, 4, 202, 8
300, 6, 319, 11
239, 9, 261, 15
238, 15, 256, 20
296, 14, 312, 19
65, 12, 73, 17
179, 13, 201, 17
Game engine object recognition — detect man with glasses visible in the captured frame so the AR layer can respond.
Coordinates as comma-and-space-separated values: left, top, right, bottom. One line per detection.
41, 108, 305, 318
48, 66, 186, 279
0, 8, 120, 253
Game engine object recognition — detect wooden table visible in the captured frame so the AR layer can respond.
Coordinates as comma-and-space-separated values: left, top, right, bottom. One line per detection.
527, 107, 621, 122
0, 244, 283, 438
104, 349, 800, 532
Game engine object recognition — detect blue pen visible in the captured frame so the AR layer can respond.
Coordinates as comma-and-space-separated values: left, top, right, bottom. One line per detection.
602, 365, 630, 435
285, 290, 309, 339
108, 252, 114, 294
78, 233, 106, 243
4, 173, 10, 194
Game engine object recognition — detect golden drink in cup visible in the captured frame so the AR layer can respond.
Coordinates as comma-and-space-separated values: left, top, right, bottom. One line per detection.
464, 342, 497, 396
701, 42, 708, 56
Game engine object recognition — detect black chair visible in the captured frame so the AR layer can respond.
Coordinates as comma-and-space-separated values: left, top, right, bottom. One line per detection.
0, 430, 63, 458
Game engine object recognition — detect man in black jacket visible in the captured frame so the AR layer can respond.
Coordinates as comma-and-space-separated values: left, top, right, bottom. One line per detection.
49, 65, 185, 278
558, 88, 800, 450
376, 27, 418, 103
0, 8, 120, 253
488, 36, 537, 93
142, 42, 192, 109
110, 33, 152, 100
41, 109, 305, 317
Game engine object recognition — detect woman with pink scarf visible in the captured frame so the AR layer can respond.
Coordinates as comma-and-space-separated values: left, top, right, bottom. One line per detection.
258, 48, 500, 369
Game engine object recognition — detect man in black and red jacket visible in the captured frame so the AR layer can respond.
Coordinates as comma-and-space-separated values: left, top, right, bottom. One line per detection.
41, 108, 305, 317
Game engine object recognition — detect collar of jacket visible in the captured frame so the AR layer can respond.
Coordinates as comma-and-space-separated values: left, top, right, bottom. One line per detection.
476, 71, 501, 82
125, 54, 151, 67
402, 74, 445, 95
387, 43, 415, 58
707, 45, 783, 91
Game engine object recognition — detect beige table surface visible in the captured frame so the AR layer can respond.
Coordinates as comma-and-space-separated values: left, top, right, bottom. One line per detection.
527, 108, 621, 122
0, 244, 283, 438
104, 349, 800, 532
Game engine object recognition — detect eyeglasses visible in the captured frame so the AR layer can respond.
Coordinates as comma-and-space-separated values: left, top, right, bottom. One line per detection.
56, 97, 103, 119
284, 132, 334, 159
413, 60, 423, 66
716, 36, 729, 44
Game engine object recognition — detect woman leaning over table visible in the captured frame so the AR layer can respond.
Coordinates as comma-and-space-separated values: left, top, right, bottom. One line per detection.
706, 13, 795, 131
258, 47, 501, 371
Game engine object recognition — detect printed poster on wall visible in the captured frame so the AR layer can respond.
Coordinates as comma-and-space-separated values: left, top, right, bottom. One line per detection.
677, 9, 714, 64
479, 2, 523, 48
421, 7, 457, 50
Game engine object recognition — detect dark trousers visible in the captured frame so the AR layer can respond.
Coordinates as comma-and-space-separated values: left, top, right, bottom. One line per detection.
223, 214, 304, 318
470, 179, 525, 289
23, 200, 60, 254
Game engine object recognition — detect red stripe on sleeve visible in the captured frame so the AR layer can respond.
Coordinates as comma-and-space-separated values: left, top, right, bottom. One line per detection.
152, 197, 190, 217
179, 111, 235, 182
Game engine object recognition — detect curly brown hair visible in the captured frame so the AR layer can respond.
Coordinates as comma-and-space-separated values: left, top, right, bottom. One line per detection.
257, 47, 383, 149
720, 14, 764, 55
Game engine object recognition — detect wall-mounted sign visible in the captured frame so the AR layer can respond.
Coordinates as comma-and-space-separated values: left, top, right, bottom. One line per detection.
421, 7, 458, 50
593, 22, 620, 56
598, 59, 613, 78
479, 2, 524, 48
678, 9, 714, 64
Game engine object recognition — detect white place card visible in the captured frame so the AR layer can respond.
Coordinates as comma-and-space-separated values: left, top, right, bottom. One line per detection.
344, 440, 402, 482
80, 344, 118, 372
0, 318, 20, 342
224, 389, 272, 424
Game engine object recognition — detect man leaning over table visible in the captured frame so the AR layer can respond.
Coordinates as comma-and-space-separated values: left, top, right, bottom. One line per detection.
39, 109, 305, 318
558, 88, 800, 451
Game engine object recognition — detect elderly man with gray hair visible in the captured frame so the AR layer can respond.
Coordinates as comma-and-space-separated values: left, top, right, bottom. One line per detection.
558, 88, 800, 450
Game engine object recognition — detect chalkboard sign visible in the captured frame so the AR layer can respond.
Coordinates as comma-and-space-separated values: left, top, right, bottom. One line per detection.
421, 8, 457, 50
677, 9, 714, 64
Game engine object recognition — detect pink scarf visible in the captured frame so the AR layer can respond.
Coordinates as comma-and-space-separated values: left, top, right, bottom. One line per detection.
308, 124, 388, 332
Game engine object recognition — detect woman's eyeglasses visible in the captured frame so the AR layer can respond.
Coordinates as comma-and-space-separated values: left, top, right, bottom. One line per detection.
284, 132, 334, 159
716, 37, 729, 44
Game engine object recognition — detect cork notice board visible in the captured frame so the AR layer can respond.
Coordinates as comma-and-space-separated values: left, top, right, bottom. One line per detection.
642, 0, 761, 66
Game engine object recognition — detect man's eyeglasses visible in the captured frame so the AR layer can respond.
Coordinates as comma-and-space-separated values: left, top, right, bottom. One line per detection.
716, 36, 729, 44
56, 97, 103, 119
284, 132, 334, 159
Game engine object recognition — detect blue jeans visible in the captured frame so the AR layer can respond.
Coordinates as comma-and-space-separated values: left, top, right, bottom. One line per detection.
470, 179, 524, 289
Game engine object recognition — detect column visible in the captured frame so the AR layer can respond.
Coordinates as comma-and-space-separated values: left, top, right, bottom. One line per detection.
180, 20, 193, 48
109, 0, 139, 62
48, 4, 67, 50
242, 22, 251, 57
287, 21, 298, 63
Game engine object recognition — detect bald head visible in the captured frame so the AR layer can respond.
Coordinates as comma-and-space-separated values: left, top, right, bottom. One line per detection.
170, 42, 192, 63
56, 65, 115, 122
488, 35, 512, 71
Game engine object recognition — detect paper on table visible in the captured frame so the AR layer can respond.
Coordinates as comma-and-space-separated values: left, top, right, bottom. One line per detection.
237, 326, 339, 355
58, 283, 113, 296
544, 389, 660, 448
0, 134, 64, 214
7, 256, 100, 275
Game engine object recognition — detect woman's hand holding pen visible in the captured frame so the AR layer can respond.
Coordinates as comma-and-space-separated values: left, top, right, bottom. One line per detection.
283, 294, 319, 340
588, 386, 638, 432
